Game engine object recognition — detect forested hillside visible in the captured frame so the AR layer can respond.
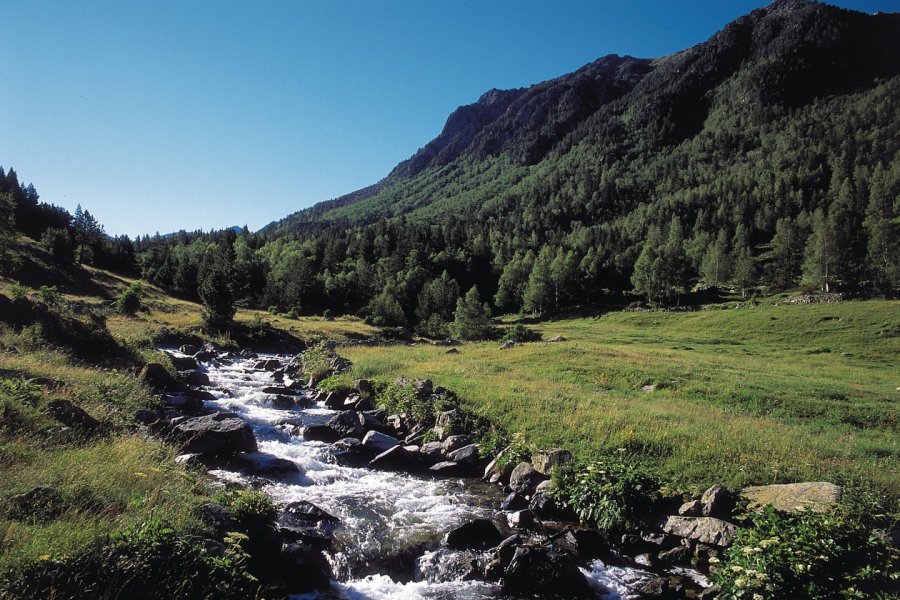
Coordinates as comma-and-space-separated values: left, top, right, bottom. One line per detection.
5, 0, 899, 338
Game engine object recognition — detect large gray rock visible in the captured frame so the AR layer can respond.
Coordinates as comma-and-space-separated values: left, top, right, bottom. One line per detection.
361, 430, 399, 453
327, 410, 365, 439
443, 518, 503, 550
442, 435, 473, 453
531, 449, 573, 476
502, 546, 593, 598
740, 482, 842, 513
509, 462, 547, 495
230, 452, 300, 477
660, 516, 738, 547
169, 355, 199, 371
448, 443, 480, 465
701, 484, 734, 518
174, 413, 257, 455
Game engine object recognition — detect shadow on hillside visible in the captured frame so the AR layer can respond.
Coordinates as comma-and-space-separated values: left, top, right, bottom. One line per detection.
0, 295, 142, 368
10, 241, 115, 300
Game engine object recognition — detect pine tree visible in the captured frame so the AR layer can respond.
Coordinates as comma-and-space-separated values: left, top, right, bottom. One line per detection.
450, 286, 494, 341
198, 243, 236, 331
0, 192, 17, 273
765, 217, 803, 290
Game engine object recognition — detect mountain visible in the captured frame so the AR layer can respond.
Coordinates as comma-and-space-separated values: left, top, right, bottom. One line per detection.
138, 0, 899, 321
265, 0, 900, 235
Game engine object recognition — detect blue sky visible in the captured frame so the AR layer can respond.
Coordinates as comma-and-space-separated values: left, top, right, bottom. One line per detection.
1, 0, 895, 237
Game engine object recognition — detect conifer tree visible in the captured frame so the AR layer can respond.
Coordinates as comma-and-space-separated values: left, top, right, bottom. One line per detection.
523, 247, 554, 314
198, 243, 236, 331
450, 286, 494, 340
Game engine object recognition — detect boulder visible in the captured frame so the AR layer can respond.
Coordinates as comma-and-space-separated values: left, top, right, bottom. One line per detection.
323, 390, 349, 410
394, 377, 433, 398
169, 355, 199, 371
483, 451, 515, 484
139, 363, 176, 391
660, 516, 738, 547
269, 395, 297, 410
443, 518, 503, 550
441, 434, 472, 454
678, 499, 702, 517
327, 411, 365, 439
420, 441, 445, 459
330, 355, 352, 372
186, 388, 216, 401
502, 546, 593, 597
179, 344, 201, 355
509, 462, 547, 495
193, 350, 217, 362
499, 340, 517, 350
740, 482, 842, 513
701, 484, 735, 518
369, 444, 421, 471
361, 430, 400, 454
240, 348, 258, 359
355, 379, 373, 395
360, 411, 388, 433
279, 543, 331, 594
429, 461, 464, 476
47, 400, 99, 432
500, 492, 529, 511
173, 413, 257, 455
262, 386, 303, 396
182, 370, 210, 386
197, 503, 235, 538
506, 509, 539, 530
531, 449, 573, 476
254, 359, 282, 371
282, 501, 340, 526
529, 491, 575, 521
303, 425, 341, 443
448, 443, 480, 465
229, 452, 300, 477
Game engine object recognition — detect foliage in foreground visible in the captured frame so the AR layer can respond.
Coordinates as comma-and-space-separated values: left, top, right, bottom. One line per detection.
713, 505, 899, 600
0, 519, 260, 600
551, 451, 661, 533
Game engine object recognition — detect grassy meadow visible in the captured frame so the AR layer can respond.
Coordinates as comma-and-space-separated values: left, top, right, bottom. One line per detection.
340, 301, 900, 500
0, 241, 375, 572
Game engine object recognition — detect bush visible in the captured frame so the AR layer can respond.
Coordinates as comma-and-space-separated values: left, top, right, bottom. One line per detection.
416, 314, 451, 339
450, 286, 495, 341
500, 323, 542, 344
0, 519, 260, 600
115, 283, 143, 315
713, 505, 899, 599
10, 282, 27, 302
227, 490, 277, 530
301, 346, 335, 383
0, 377, 43, 435
552, 450, 661, 533
37, 285, 62, 307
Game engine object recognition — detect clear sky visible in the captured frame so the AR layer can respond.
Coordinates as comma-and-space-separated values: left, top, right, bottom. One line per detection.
1, 0, 895, 237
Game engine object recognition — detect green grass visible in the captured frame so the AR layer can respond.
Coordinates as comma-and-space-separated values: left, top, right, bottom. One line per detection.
340, 300, 900, 500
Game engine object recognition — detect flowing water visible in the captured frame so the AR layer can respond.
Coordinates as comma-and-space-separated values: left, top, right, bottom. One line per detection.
179, 352, 662, 599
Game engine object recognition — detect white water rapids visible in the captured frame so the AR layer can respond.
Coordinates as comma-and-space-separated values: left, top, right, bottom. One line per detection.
179, 352, 662, 599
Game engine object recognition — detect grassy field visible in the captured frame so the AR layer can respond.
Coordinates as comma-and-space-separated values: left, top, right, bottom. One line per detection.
340, 301, 900, 500
0, 240, 376, 572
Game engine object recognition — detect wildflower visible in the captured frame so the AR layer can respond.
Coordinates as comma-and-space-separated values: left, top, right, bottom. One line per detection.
731, 565, 744, 572
753, 595, 764, 600
708, 557, 720, 564
735, 577, 746, 589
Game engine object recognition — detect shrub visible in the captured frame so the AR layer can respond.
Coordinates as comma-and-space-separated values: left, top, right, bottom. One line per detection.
227, 490, 277, 530
416, 314, 450, 339
301, 346, 334, 382
552, 450, 660, 533
10, 282, 28, 302
0, 519, 260, 600
450, 286, 495, 341
713, 505, 899, 599
115, 283, 143, 315
500, 323, 542, 344
0, 377, 43, 434
37, 285, 62, 307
